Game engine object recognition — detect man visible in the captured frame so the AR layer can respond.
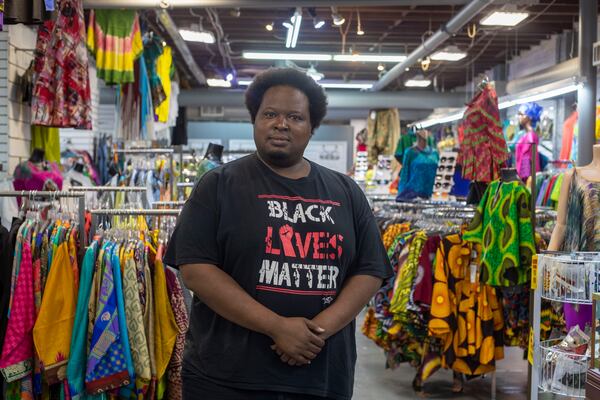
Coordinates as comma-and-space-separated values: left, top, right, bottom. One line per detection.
164, 68, 392, 400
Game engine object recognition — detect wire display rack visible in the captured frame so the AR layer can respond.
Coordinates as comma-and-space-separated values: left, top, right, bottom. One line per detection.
531, 252, 600, 400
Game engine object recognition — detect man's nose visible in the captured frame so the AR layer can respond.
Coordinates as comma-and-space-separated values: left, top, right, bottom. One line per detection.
275, 115, 289, 130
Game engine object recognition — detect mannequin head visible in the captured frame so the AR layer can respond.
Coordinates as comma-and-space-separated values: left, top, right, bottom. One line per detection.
518, 102, 543, 131
416, 130, 429, 150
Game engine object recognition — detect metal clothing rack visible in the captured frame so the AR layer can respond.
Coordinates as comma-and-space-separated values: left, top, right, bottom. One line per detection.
115, 148, 175, 199
0, 190, 87, 251
89, 208, 181, 238
152, 201, 186, 208
67, 186, 147, 192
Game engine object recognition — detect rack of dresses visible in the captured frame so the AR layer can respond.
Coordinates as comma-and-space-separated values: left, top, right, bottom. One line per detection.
115, 148, 176, 199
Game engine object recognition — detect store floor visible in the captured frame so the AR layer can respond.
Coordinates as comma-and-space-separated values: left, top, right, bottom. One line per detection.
353, 313, 529, 400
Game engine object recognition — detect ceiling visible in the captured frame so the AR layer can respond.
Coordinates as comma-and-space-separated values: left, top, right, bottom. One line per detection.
160, 0, 585, 91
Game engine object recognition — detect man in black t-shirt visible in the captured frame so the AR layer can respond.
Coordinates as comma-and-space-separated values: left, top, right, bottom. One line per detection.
164, 68, 392, 400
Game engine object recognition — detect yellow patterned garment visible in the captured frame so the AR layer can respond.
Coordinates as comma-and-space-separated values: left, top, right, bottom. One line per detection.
428, 234, 504, 375
155, 46, 173, 123
153, 258, 178, 380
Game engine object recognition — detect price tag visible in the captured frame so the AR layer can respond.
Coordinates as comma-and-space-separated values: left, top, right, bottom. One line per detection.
527, 327, 534, 365
530, 254, 538, 290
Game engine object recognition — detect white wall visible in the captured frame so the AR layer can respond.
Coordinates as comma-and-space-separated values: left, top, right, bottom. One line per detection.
6, 24, 36, 173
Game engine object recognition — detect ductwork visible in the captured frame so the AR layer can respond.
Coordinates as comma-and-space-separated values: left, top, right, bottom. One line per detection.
505, 57, 579, 95
83, 0, 471, 8
177, 88, 466, 109
371, 0, 495, 91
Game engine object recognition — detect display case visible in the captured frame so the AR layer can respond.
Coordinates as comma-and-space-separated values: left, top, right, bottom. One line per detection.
588, 293, 600, 399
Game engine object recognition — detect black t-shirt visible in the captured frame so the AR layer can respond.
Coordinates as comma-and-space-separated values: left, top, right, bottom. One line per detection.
163, 154, 392, 399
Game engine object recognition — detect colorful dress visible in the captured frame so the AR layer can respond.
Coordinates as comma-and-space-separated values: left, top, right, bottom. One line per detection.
396, 146, 439, 200
31, 0, 91, 129
458, 84, 509, 183
515, 130, 541, 180
87, 10, 143, 85
463, 180, 535, 287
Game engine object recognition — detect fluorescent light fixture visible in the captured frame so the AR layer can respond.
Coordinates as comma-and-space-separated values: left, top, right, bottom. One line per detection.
179, 29, 215, 44
207, 78, 231, 88
480, 10, 529, 26
313, 18, 325, 29
417, 112, 465, 128
498, 83, 581, 109
243, 52, 332, 61
333, 54, 406, 63
238, 79, 373, 90
282, 9, 302, 48
405, 77, 432, 88
431, 45, 467, 61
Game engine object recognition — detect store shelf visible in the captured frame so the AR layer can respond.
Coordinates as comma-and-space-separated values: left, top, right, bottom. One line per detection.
538, 338, 589, 399
538, 253, 600, 304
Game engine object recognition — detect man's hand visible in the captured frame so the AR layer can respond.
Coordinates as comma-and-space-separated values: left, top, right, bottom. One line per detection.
269, 317, 325, 366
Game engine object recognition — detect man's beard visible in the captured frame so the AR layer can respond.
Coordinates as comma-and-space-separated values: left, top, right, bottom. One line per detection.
259, 149, 300, 168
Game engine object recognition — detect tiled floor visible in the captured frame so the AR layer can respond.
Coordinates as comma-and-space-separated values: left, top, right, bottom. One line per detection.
353, 314, 529, 400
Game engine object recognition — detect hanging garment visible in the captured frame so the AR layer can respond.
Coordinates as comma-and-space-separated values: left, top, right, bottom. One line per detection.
394, 131, 436, 164
30, 125, 60, 163
0, 218, 21, 357
154, 46, 173, 124
396, 146, 439, 200
463, 180, 535, 287
367, 109, 401, 164
165, 267, 188, 400
458, 84, 509, 183
138, 54, 155, 141
31, 0, 92, 129
152, 258, 178, 382
428, 234, 504, 375
13, 161, 63, 200
0, 180, 19, 230
560, 111, 578, 164
515, 130, 541, 180
86, 10, 143, 85
144, 37, 167, 112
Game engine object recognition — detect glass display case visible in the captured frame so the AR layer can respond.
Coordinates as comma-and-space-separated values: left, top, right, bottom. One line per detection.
589, 293, 600, 399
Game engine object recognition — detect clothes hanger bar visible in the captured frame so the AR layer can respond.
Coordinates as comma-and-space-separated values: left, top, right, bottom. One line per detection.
90, 209, 181, 216
67, 186, 147, 192
152, 201, 186, 207
0, 190, 85, 198
114, 148, 174, 154
177, 182, 195, 188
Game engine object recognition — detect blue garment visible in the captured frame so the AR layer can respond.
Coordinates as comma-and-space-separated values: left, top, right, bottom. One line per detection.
138, 54, 152, 140
397, 146, 439, 200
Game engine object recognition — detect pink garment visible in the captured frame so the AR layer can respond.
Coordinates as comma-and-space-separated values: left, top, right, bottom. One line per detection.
13, 162, 63, 206
0, 241, 35, 380
515, 130, 540, 180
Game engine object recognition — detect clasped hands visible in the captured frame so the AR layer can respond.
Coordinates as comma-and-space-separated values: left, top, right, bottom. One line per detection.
269, 316, 327, 367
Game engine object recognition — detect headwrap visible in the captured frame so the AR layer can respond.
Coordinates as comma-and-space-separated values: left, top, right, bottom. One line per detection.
518, 102, 543, 128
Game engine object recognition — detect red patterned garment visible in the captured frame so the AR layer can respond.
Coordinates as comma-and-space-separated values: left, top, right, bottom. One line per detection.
31, 0, 92, 129
457, 84, 509, 183
164, 268, 189, 400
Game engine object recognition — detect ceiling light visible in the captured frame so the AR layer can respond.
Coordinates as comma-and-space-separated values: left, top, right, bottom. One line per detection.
179, 29, 215, 44
357, 28, 365, 36
377, 63, 385, 72
405, 67, 410, 71
405, 76, 432, 88
313, 19, 325, 29
265, 22, 274, 31
306, 65, 324, 81
207, 78, 231, 88
243, 52, 332, 61
480, 9, 529, 26
333, 54, 406, 63
356, 9, 364, 35
431, 45, 467, 61
283, 8, 302, 48
226, 73, 234, 82
238, 79, 373, 90
331, 7, 345, 26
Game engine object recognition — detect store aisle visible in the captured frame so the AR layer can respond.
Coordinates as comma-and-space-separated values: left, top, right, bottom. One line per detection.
353, 312, 529, 400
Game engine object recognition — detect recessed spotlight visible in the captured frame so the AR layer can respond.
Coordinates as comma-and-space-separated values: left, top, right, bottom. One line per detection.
265, 22, 274, 31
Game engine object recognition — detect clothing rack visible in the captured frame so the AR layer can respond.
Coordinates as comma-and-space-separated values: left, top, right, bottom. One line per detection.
115, 148, 175, 198
89, 208, 181, 239
152, 201, 186, 208
67, 186, 147, 192
0, 190, 87, 251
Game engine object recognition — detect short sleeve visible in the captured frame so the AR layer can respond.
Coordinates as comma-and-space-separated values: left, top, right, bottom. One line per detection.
163, 171, 221, 268
348, 181, 393, 280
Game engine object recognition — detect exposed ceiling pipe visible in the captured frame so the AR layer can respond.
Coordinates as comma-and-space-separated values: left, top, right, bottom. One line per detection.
83, 0, 471, 8
505, 57, 579, 95
155, 10, 206, 85
177, 88, 466, 109
371, 0, 495, 91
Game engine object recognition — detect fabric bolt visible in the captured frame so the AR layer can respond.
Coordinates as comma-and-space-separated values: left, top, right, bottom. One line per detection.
457, 84, 509, 183
367, 109, 401, 164
32, 240, 78, 382
31, 1, 92, 129
0, 240, 34, 382
463, 180, 536, 287
165, 267, 188, 400
30, 126, 60, 163
66, 242, 98, 400
396, 146, 439, 200
86, 10, 143, 85
428, 234, 504, 375
515, 130, 541, 180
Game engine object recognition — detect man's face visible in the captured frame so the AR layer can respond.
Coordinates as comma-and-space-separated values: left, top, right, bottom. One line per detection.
254, 85, 312, 167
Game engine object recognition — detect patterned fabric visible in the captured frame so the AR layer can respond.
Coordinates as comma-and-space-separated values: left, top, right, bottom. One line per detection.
144, 256, 157, 398
561, 170, 600, 252
66, 242, 98, 400
463, 180, 535, 287
499, 285, 530, 348
154, 46, 173, 123
32, 241, 77, 382
85, 244, 130, 394
31, 0, 92, 129
153, 258, 178, 381
397, 146, 439, 200
0, 240, 34, 382
144, 36, 167, 111
390, 231, 427, 319
367, 108, 401, 164
428, 234, 504, 375
122, 249, 151, 396
457, 84, 509, 183
165, 267, 189, 400
86, 10, 143, 84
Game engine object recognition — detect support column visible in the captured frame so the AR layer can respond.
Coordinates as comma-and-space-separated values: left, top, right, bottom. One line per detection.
577, 0, 598, 166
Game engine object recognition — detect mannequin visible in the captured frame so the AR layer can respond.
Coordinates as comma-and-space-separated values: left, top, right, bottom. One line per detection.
548, 144, 600, 250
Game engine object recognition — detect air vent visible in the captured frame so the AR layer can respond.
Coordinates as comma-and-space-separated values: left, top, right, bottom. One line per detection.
200, 106, 225, 118
593, 41, 600, 67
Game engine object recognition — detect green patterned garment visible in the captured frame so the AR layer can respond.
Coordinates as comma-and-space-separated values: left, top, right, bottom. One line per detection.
463, 180, 535, 286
